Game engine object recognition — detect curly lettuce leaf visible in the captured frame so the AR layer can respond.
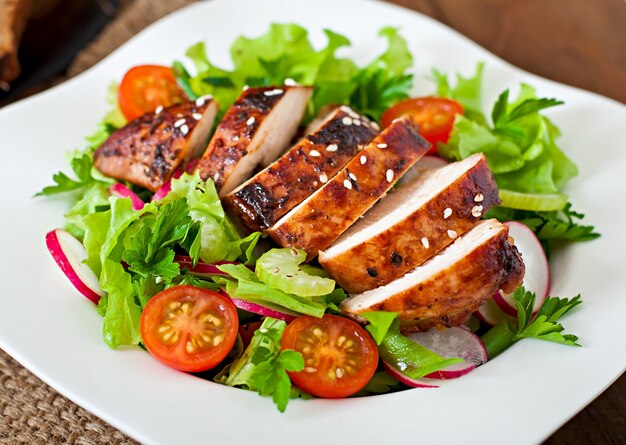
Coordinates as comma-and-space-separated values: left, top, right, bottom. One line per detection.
432, 62, 485, 124
174, 24, 413, 121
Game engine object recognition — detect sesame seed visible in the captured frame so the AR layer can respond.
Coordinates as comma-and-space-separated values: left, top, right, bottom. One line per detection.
348, 109, 360, 119
421, 237, 430, 248
371, 121, 381, 130
233, 135, 239, 141
377, 143, 388, 149
155, 276, 163, 284
174, 118, 186, 128
342, 116, 353, 126
192, 112, 203, 120
349, 173, 357, 181
154, 105, 163, 114
180, 124, 189, 135
474, 193, 484, 202
319, 173, 328, 183
246, 117, 255, 126
264, 88, 284, 96
213, 172, 220, 182
447, 229, 458, 239
243, 85, 249, 91
353, 119, 361, 126
360, 155, 367, 164
443, 208, 452, 219
309, 150, 321, 157
284, 78, 297, 86
472, 205, 484, 218
386, 169, 394, 182
326, 144, 338, 152
195, 95, 212, 107
343, 179, 353, 190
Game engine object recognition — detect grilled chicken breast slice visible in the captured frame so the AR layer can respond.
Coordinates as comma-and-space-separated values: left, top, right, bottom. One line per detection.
267, 116, 430, 260
341, 219, 525, 330
93, 97, 218, 191
224, 106, 379, 233
196, 86, 313, 196
319, 153, 500, 293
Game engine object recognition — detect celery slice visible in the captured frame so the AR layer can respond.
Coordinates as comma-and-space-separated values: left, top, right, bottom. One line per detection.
499, 189, 568, 211
256, 248, 335, 297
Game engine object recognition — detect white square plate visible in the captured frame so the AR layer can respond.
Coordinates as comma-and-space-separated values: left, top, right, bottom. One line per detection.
1, 1, 624, 444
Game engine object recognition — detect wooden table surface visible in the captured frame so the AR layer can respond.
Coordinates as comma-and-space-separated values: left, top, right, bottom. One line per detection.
1, 0, 624, 443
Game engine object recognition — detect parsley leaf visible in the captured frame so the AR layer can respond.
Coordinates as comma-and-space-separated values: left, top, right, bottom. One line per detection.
224, 317, 304, 412
481, 286, 582, 359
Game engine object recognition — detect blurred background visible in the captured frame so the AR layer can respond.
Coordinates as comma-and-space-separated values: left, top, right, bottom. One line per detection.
0, 0, 624, 443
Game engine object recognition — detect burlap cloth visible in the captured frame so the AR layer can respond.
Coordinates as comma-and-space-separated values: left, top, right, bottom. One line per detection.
0, 1, 195, 443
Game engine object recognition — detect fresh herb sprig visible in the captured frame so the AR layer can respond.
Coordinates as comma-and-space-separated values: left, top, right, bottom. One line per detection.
481, 286, 582, 359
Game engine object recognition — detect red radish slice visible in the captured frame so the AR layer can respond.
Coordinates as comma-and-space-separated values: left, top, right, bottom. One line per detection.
174, 256, 241, 277
382, 361, 440, 388
109, 183, 145, 210
46, 229, 104, 303
406, 327, 487, 379
230, 298, 298, 323
476, 297, 514, 327
494, 221, 550, 316
216, 288, 297, 322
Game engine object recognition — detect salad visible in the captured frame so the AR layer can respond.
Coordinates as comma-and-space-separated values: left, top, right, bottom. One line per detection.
39, 24, 598, 412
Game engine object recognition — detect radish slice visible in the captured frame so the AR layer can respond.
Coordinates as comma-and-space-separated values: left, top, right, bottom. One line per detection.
174, 256, 241, 277
216, 288, 298, 322
476, 297, 514, 327
109, 183, 145, 210
230, 298, 298, 323
46, 229, 104, 303
494, 221, 550, 316
382, 362, 440, 388
406, 327, 487, 379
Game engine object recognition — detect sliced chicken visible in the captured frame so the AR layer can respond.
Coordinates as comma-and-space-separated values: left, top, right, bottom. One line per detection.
224, 106, 379, 233
196, 86, 313, 196
93, 97, 218, 191
341, 219, 525, 331
267, 116, 430, 260
319, 153, 500, 293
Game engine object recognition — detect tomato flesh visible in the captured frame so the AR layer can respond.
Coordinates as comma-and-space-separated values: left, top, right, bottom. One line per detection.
118, 65, 187, 121
381, 97, 463, 154
282, 314, 378, 398
140, 285, 238, 372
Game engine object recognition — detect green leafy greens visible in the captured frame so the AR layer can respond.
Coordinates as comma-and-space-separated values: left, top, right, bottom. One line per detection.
481, 286, 582, 359
362, 311, 462, 379
173, 24, 413, 121
433, 65, 598, 243
221, 317, 304, 412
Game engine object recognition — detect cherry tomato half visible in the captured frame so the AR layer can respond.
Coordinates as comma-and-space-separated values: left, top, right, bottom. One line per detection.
118, 65, 187, 121
281, 314, 378, 398
140, 285, 238, 372
381, 97, 464, 154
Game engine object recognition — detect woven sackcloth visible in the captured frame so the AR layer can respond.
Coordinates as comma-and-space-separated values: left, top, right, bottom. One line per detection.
0, 1, 196, 443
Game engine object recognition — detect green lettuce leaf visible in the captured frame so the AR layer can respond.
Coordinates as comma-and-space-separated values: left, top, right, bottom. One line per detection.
362, 312, 462, 379
432, 62, 485, 124
223, 317, 304, 412
173, 24, 413, 121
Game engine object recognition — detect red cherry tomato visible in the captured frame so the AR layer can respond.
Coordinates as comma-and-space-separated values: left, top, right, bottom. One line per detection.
140, 285, 238, 372
281, 314, 378, 398
381, 97, 464, 154
118, 65, 187, 121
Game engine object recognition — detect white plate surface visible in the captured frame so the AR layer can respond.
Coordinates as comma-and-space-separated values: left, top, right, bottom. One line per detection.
1, 1, 624, 444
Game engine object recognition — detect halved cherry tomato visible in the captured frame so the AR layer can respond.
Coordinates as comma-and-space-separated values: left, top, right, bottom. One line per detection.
118, 65, 187, 121
140, 285, 238, 372
281, 314, 378, 398
381, 97, 464, 154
